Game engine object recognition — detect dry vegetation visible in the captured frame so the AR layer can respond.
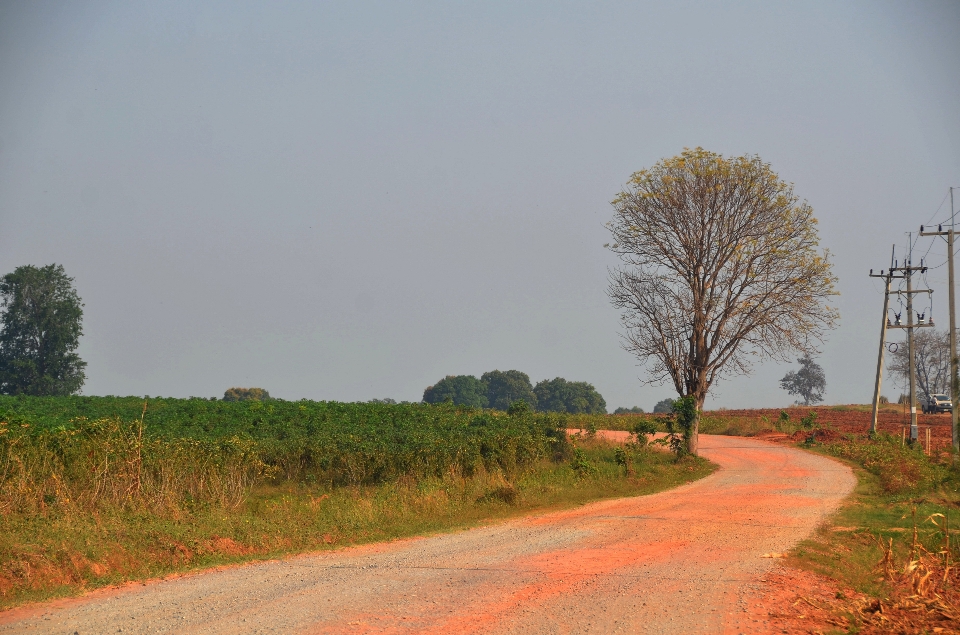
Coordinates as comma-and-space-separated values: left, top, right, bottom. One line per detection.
0, 399, 714, 609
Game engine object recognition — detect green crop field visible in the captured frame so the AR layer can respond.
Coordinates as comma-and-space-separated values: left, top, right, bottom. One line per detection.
0, 395, 714, 607
0, 396, 573, 511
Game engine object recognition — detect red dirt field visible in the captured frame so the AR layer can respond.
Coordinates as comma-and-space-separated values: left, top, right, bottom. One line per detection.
699, 405, 957, 453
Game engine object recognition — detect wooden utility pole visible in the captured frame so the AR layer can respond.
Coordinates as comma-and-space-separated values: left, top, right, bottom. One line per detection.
870, 245, 903, 436
886, 238, 933, 443
920, 186, 959, 457
954, 187, 958, 458
907, 241, 918, 442
869, 246, 899, 435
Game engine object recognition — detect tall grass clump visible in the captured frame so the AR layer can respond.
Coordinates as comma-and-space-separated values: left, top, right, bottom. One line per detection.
0, 416, 271, 514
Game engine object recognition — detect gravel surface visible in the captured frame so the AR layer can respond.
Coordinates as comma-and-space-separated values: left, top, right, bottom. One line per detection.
0, 434, 855, 634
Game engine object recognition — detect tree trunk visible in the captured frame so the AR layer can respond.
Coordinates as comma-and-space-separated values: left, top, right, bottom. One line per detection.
687, 398, 703, 455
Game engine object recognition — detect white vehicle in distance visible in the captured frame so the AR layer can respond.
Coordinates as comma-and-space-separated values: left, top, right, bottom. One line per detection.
920, 393, 953, 414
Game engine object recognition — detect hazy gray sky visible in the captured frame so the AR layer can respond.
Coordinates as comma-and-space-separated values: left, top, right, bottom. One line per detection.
1, 1, 958, 409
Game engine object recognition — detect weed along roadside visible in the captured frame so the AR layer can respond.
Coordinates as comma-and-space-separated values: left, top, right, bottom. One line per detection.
0, 397, 715, 610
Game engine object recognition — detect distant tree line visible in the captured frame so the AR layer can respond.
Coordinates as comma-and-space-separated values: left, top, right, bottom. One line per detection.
422, 370, 607, 414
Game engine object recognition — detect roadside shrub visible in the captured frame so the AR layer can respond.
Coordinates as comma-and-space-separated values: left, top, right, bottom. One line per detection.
660, 396, 697, 457
570, 448, 598, 477
800, 411, 818, 429
630, 419, 658, 447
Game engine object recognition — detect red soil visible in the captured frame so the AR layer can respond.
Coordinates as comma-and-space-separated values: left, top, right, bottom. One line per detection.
706, 405, 957, 452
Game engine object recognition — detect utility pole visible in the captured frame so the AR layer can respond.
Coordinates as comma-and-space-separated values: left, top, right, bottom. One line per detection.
954, 187, 958, 458
920, 186, 959, 458
869, 246, 899, 435
907, 242, 918, 442
886, 237, 933, 443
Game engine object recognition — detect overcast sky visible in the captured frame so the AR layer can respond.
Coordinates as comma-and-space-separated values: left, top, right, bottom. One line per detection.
1, 1, 958, 410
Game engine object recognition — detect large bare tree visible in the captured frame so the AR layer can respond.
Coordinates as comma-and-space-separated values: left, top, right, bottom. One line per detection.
888, 329, 951, 401
607, 148, 838, 454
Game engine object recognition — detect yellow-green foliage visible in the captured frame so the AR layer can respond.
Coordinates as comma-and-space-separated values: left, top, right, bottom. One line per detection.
0, 417, 270, 514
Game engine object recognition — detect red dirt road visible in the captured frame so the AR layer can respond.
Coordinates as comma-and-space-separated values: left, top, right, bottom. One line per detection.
0, 435, 854, 634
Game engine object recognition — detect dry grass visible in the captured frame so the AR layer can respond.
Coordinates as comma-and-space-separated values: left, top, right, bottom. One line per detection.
0, 415, 271, 515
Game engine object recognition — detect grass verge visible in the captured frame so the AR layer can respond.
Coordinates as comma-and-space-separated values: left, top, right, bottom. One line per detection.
783, 432, 960, 633
0, 436, 714, 610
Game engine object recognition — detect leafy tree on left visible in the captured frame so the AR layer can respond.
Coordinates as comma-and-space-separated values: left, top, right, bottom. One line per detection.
0, 264, 86, 395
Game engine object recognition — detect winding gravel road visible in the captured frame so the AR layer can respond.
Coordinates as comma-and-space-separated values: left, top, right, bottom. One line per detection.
0, 435, 855, 634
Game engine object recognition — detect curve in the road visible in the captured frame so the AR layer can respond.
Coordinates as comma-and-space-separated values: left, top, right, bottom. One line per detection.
0, 434, 855, 635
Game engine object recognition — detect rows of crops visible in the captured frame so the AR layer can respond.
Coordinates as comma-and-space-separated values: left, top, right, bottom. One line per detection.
0, 396, 575, 513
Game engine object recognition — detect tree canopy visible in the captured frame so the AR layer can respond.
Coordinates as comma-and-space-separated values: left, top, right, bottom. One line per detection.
779, 355, 826, 405
222, 387, 272, 402
613, 406, 645, 414
422, 375, 488, 408
481, 369, 537, 411
652, 399, 675, 414
0, 264, 86, 396
533, 377, 606, 414
607, 148, 838, 453
422, 370, 610, 414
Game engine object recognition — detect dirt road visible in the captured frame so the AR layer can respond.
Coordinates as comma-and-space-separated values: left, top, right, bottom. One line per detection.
0, 435, 854, 634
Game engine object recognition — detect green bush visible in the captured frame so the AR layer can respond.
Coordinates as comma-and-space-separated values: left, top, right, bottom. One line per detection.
570, 448, 598, 477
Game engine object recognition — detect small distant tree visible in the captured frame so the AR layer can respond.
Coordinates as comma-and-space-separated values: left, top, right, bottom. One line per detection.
652, 399, 674, 414
533, 377, 607, 414
368, 397, 397, 404
0, 264, 86, 395
482, 370, 537, 411
422, 375, 488, 408
614, 406, 645, 414
779, 355, 826, 405
223, 387, 272, 402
